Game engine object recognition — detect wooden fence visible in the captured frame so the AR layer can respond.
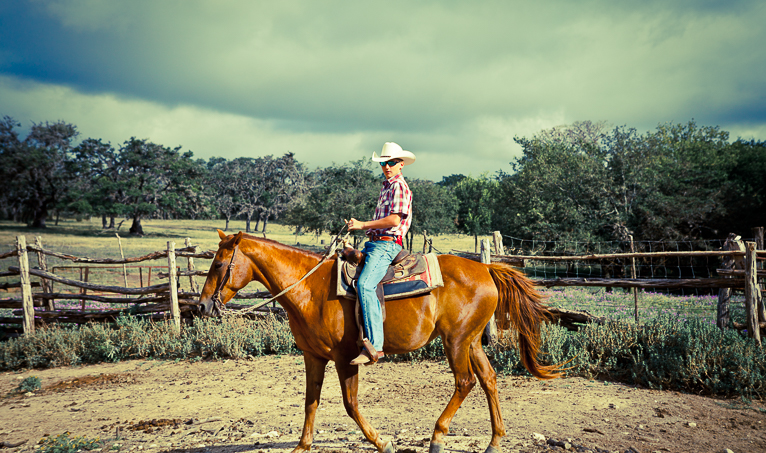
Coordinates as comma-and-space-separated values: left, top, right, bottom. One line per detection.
457, 231, 766, 345
0, 236, 276, 337
3, 231, 764, 345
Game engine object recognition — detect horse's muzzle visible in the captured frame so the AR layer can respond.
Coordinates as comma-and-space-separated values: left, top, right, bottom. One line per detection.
197, 298, 224, 317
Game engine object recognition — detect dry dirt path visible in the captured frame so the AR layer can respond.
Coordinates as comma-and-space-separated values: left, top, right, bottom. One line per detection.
1, 356, 764, 453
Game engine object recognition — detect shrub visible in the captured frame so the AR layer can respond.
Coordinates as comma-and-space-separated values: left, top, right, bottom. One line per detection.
38, 433, 101, 453
1, 312, 764, 398
17, 375, 41, 393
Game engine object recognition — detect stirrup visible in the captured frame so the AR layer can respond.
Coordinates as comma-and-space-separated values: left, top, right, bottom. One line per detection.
350, 338, 384, 365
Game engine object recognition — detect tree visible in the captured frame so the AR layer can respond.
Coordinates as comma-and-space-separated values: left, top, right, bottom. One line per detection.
454, 174, 497, 252
407, 179, 458, 247
0, 117, 84, 227
717, 139, 766, 235
206, 157, 242, 231
635, 121, 733, 240
114, 138, 204, 235
72, 138, 122, 228
257, 153, 306, 233
285, 160, 379, 239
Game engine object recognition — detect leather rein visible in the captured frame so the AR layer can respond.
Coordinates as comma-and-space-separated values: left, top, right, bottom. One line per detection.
210, 226, 348, 316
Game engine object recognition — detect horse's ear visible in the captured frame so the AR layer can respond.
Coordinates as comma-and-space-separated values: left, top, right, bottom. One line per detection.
217, 229, 227, 240
234, 231, 244, 246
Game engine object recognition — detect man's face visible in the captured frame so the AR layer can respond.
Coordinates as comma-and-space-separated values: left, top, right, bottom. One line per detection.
380, 159, 403, 179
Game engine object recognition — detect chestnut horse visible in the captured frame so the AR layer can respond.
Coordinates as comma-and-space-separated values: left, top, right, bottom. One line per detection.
198, 230, 560, 453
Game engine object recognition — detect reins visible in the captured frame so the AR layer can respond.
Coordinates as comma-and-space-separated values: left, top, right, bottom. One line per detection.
216, 225, 349, 317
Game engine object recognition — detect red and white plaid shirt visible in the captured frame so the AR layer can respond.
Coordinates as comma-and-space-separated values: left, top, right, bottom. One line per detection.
368, 173, 412, 243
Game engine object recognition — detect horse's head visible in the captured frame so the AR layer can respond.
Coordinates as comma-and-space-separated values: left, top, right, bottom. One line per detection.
198, 229, 250, 317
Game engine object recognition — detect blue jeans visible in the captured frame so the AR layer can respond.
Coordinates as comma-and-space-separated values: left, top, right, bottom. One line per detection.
357, 240, 402, 351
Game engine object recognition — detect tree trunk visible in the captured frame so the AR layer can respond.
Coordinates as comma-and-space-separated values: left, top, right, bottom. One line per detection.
102, 214, 108, 229
31, 212, 47, 228
262, 218, 268, 233
109, 216, 115, 229
224, 216, 230, 231
129, 216, 144, 235
245, 214, 252, 233
254, 216, 260, 233
55, 211, 60, 226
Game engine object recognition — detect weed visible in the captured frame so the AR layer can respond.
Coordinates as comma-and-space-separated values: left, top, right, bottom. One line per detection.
38, 433, 101, 453
18, 376, 41, 393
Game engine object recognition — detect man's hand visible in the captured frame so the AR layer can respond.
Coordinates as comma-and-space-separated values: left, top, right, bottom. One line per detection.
345, 218, 365, 231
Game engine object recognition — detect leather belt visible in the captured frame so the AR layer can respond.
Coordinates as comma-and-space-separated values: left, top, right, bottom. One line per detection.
371, 235, 395, 242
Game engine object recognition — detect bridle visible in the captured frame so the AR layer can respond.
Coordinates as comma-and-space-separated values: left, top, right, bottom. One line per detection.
207, 225, 349, 317
209, 242, 240, 315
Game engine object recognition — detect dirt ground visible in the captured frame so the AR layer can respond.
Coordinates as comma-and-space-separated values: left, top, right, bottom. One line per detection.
1, 355, 764, 453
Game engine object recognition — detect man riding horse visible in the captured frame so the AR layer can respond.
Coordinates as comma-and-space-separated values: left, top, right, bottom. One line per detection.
345, 141, 415, 365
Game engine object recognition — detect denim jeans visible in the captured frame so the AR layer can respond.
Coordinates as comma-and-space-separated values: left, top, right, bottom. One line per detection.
357, 239, 402, 351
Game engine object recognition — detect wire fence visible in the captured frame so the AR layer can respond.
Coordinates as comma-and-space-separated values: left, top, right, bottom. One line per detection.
503, 234, 734, 296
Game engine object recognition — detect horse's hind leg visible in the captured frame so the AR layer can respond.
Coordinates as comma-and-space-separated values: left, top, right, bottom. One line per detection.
293, 352, 329, 453
430, 338, 476, 453
469, 338, 506, 453
335, 362, 394, 453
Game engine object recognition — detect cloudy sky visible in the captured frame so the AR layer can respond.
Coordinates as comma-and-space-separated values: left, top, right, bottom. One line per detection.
1, 1, 765, 181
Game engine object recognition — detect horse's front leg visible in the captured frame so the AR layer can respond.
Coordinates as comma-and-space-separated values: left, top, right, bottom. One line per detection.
335, 362, 394, 453
293, 352, 329, 453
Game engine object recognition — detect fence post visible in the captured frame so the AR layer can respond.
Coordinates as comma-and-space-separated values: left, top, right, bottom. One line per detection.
167, 241, 181, 334
34, 236, 54, 311
752, 227, 765, 323
16, 236, 34, 335
480, 238, 497, 345
717, 234, 743, 330
115, 234, 129, 291
745, 241, 762, 345
493, 231, 504, 255
185, 237, 200, 293
422, 230, 428, 254
628, 234, 638, 323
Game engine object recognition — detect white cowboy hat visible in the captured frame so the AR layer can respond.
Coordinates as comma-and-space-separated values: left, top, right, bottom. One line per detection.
371, 142, 416, 166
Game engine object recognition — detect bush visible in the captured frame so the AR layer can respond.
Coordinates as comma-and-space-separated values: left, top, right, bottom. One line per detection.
38, 433, 101, 453
1, 312, 764, 398
17, 375, 41, 393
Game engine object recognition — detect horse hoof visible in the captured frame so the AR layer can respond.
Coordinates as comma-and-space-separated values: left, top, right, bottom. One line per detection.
483, 446, 500, 453
429, 442, 444, 453
382, 441, 395, 453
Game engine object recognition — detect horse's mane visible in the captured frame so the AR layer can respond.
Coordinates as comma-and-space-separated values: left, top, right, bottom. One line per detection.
219, 232, 324, 260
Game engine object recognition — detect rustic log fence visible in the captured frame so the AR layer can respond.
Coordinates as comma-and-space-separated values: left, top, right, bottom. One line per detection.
458, 231, 765, 345
0, 236, 276, 337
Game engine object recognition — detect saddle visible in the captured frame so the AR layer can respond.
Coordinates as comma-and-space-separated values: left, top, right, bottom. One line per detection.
336, 246, 443, 364
339, 248, 428, 286
337, 246, 443, 309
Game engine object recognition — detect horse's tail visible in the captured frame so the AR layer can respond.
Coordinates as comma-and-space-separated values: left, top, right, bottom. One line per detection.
487, 263, 562, 380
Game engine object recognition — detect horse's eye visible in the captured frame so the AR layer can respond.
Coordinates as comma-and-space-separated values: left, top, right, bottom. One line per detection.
214, 261, 224, 270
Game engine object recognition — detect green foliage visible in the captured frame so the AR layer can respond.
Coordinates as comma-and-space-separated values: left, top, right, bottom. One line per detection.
488, 315, 766, 398
2, 308, 764, 398
284, 159, 380, 237
0, 314, 300, 369
496, 120, 750, 242
17, 375, 41, 392
453, 174, 497, 249
408, 179, 458, 235
38, 433, 101, 453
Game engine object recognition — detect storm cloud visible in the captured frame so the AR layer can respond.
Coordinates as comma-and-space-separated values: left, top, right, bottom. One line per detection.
1, 0, 765, 180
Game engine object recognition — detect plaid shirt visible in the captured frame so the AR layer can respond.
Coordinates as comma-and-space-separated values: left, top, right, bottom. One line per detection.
368, 173, 412, 241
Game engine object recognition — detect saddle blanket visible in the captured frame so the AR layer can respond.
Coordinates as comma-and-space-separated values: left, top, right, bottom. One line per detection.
336, 252, 444, 301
